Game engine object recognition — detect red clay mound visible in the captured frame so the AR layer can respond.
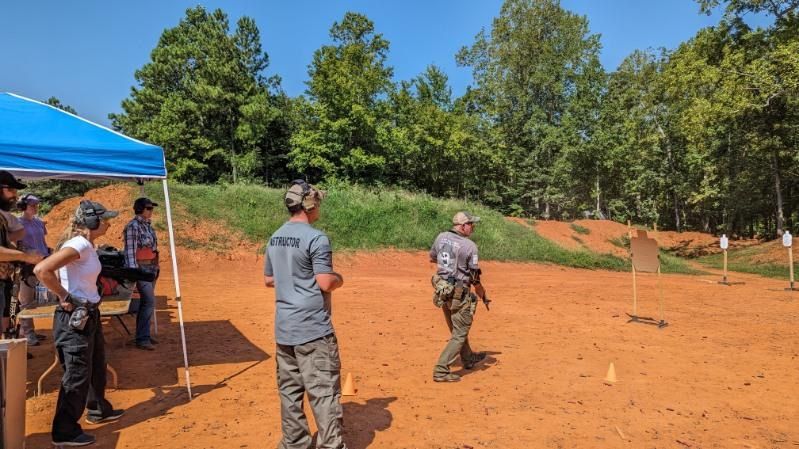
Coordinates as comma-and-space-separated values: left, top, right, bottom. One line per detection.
510, 218, 758, 258
44, 184, 137, 249
43, 183, 259, 265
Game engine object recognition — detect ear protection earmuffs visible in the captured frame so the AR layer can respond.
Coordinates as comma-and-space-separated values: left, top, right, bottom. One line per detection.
290, 179, 318, 211
79, 200, 102, 230
17, 193, 34, 211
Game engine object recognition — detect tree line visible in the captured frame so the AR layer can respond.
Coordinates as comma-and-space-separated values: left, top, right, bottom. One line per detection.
107, 0, 799, 237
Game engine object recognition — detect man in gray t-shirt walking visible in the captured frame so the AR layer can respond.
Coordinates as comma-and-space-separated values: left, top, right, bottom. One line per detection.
430, 211, 490, 382
264, 180, 347, 449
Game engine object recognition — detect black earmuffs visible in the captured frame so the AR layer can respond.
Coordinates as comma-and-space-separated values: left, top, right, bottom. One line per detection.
79, 200, 102, 230
290, 179, 318, 211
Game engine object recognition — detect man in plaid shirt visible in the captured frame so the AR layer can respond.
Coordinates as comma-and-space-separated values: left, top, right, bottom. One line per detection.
123, 197, 160, 351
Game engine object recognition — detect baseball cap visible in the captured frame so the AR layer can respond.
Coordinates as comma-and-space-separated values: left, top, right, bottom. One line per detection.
134, 197, 159, 211
285, 181, 326, 209
452, 211, 480, 225
75, 200, 119, 226
0, 170, 27, 190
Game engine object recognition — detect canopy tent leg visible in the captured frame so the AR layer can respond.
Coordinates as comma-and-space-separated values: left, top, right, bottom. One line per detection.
163, 179, 192, 399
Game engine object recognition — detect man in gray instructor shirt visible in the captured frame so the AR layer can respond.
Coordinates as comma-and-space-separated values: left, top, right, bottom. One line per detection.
264, 179, 347, 449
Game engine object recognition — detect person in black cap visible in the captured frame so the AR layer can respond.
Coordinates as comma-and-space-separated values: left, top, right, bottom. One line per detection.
123, 197, 160, 350
34, 200, 124, 447
0, 170, 44, 335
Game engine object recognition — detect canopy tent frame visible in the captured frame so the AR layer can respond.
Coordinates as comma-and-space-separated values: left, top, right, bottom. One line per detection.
0, 92, 192, 399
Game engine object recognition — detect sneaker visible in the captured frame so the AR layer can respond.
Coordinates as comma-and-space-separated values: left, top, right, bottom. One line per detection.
135, 342, 156, 351
86, 409, 125, 424
433, 373, 461, 383
52, 432, 96, 446
148, 336, 158, 344
464, 352, 487, 370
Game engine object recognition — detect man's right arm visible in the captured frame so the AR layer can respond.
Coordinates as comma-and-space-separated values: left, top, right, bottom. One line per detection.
0, 245, 42, 264
316, 272, 343, 292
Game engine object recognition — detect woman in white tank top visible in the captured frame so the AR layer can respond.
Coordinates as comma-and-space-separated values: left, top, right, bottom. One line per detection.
34, 200, 124, 447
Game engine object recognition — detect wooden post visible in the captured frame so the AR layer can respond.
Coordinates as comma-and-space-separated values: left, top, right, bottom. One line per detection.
627, 220, 632, 238
653, 222, 657, 232
632, 266, 638, 317
723, 249, 728, 284
657, 266, 664, 323
789, 246, 795, 290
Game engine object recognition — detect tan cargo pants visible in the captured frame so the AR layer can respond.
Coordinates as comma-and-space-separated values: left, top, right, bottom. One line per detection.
276, 334, 347, 449
434, 293, 477, 378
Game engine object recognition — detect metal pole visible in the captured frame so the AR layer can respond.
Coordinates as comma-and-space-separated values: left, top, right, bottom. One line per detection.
162, 179, 192, 399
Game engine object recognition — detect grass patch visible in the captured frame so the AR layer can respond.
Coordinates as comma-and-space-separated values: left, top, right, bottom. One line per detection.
142, 182, 704, 274
144, 182, 634, 271
570, 223, 590, 235
697, 246, 791, 279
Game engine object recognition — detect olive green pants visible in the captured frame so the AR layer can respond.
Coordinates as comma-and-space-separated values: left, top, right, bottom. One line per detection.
434, 294, 477, 378
276, 334, 347, 449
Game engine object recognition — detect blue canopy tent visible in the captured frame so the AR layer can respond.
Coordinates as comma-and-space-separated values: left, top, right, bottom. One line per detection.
0, 92, 192, 398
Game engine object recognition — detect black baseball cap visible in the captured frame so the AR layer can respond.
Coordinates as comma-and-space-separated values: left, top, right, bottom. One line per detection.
134, 197, 159, 212
0, 170, 27, 189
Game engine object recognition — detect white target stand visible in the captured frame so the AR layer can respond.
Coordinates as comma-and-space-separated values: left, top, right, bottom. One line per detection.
718, 234, 744, 286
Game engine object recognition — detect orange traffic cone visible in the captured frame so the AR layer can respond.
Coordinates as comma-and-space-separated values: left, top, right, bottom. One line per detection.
342, 372, 356, 396
604, 362, 617, 385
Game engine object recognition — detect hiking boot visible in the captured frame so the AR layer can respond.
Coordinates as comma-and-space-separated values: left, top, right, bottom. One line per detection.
433, 373, 461, 383
135, 342, 155, 351
52, 432, 96, 446
86, 409, 125, 424
464, 352, 487, 370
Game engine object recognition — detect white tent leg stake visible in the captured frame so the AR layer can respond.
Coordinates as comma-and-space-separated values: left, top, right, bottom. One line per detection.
163, 179, 193, 399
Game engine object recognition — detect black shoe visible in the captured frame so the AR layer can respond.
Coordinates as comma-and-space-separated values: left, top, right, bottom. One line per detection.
86, 409, 125, 424
464, 352, 487, 370
433, 373, 461, 382
135, 342, 156, 351
52, 432, 96, 446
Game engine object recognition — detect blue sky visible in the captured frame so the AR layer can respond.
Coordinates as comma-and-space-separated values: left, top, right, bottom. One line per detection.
0, 1, 771, 126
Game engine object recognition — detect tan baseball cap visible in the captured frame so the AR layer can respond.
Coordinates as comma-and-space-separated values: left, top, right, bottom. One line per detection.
452, 211, 480, 225
284, 180, 326, 210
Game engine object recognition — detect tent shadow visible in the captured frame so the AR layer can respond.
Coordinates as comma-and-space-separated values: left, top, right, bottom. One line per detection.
25, 360, 265, 448
342, 397, 397, 449
28, 294, 270, 392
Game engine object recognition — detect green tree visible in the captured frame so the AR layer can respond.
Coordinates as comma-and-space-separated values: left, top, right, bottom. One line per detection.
111, 7, 288, 184
289, 12, 395, 181
457, 0, 604, 218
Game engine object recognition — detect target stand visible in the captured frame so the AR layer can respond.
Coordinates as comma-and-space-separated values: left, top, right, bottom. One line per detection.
627, 230, 668, 328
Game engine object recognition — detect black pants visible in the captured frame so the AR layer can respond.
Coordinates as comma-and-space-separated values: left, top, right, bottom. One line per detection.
51, 307, 113, 441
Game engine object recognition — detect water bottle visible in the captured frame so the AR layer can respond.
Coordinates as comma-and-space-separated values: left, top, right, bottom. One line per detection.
35, 285, 48, 305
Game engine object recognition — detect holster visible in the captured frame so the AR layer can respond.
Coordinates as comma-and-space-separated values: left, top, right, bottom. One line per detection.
431, 275, 455, 308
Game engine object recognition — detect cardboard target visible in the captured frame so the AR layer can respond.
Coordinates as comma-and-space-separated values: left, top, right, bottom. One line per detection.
630, 230, 660, 273
720, 234, 729, 250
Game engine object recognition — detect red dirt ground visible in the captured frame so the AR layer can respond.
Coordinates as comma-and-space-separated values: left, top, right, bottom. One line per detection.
19, 190, 798, 448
